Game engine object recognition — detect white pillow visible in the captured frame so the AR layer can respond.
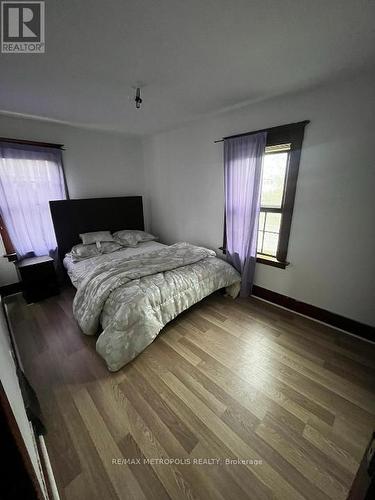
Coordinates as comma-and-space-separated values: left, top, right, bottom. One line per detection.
70, 241, 123, 262
98, 241, 123, 254
113, 230, 157, 247
70, 244, 100, 262
79, 230, 114, 245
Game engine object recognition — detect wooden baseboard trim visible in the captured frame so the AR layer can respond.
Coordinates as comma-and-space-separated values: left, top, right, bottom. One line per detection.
0, 281, 22, 297
252, 285, 374, 341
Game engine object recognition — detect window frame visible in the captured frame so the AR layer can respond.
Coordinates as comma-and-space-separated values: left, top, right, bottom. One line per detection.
0, 137, 68, 260
257, 207, 285, 259
0, 214, 15, 255
258, 122, 307, 266
222, 121, 308, 269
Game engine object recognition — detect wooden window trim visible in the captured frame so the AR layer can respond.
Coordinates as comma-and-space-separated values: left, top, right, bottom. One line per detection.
265, 122, 308, 263
0, 137, 64, 150
256, 255, 289, 269
0, 214, 15, 255
223, 121, 309, 268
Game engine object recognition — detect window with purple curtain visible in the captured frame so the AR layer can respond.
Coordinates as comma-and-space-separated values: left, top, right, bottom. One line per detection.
224, 132, 267, 297
0, 142, 67, 258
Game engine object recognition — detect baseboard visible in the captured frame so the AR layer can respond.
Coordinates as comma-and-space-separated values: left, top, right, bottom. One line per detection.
38, 436, 60, 500
252, 285, 374, 341
0, 281, 22, 297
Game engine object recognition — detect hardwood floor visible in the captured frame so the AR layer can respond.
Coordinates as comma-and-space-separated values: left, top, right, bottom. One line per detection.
6, 288, 375, 500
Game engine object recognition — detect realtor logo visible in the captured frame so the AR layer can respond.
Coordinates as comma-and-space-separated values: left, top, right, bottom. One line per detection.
1, 1, 45, 53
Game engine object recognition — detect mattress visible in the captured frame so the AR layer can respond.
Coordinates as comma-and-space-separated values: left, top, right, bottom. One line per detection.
63, 240, 166, 288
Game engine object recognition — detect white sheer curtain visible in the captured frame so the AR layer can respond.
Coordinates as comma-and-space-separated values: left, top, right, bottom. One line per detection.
224, 132, 267, 297
0, 142, 66, 258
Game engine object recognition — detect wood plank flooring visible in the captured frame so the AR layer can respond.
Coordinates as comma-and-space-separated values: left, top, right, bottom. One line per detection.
6, 288, 375, 500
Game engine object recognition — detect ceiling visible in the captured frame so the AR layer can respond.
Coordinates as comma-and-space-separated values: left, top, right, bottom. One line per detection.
0, 0, 374, 135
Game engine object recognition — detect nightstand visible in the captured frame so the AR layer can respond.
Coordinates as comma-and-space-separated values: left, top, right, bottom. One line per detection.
16, 256, 59, 303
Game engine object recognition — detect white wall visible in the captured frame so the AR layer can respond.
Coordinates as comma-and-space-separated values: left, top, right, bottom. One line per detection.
0, 114, 144, 199
143, 71, 375, 327
0, 114, 145, 286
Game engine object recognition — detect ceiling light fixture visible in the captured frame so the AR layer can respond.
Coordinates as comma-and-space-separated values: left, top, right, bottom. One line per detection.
134, 87, 143, 109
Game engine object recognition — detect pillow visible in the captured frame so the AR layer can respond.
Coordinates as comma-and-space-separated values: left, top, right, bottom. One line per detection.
97, 241, 123, 254
70, 241, 123, 262
79, 230, 114, 245
70, 243, 100, 262
113, 230, 157, 247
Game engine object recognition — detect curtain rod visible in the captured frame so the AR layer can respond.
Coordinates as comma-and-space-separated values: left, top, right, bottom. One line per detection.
0, 137, 65, 150
214, 120, 310, 143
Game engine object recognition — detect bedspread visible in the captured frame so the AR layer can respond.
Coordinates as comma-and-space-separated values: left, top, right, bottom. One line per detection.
73, 242, 240, 371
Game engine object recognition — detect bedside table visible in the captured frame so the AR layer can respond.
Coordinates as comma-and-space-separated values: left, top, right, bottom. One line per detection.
16, 256, 59, 303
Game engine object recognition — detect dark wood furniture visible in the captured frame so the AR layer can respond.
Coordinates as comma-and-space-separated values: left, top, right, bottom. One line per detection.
16, 256, 59, 303
49, 196, 145, 264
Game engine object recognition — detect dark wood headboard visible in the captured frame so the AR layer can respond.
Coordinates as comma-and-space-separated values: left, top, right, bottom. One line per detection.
49, 196, 144, 261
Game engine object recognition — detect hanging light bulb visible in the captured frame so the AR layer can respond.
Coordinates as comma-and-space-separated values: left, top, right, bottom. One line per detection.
135, 87, 142, 109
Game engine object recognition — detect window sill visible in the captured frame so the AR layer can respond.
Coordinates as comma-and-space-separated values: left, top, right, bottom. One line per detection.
219, 248, 289, 269
256, 255, 289, 269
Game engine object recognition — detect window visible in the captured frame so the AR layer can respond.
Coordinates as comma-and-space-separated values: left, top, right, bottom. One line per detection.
257, 144, 290, 258
221, 121, 308, 268
256, 122, 308, 268
0, 140, 67, 258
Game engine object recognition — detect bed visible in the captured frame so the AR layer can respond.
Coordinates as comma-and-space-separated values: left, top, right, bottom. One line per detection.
50, 196, 241, 371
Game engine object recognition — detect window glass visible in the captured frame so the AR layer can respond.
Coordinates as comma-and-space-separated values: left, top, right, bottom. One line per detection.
264, 212, 281, 233
258, 149, 289, 258
262, 232, 278, 256
260, 152, 288, 208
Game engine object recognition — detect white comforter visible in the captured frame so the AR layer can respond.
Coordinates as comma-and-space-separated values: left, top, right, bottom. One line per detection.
72, 242, 241, 371
64, 241, 165, 288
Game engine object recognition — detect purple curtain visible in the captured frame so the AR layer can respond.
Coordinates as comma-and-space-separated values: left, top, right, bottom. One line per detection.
0, 142, 66, 258
224, 132, 267, 297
